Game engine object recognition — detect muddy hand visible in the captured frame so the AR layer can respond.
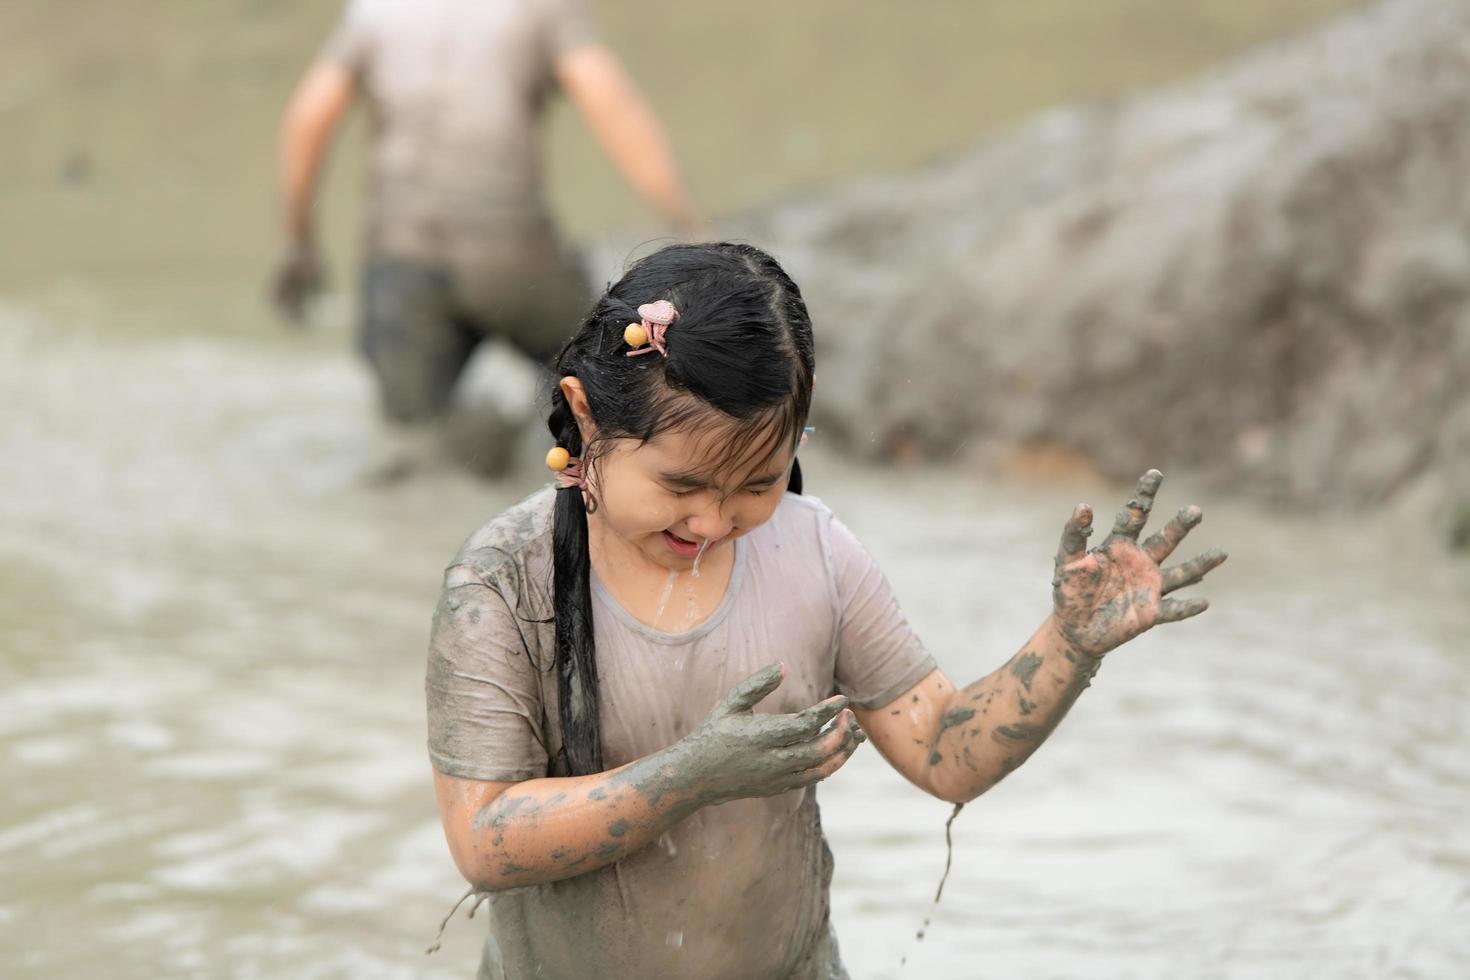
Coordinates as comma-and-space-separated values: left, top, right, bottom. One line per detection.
270, 242, 324, 326
674, 663, 866, 806
1051, 469, 1227, 658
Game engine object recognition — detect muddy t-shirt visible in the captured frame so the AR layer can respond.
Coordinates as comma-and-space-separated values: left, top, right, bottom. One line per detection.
319, 0, 593, 292
427, 489, 935, 980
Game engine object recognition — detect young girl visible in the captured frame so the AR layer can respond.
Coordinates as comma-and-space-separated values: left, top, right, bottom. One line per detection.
427, 242, 1226, 979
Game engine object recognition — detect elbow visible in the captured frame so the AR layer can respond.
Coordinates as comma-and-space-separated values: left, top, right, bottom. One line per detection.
930, 783, 983, 807
446, 823, 549, 892
447, 846, 519, 894
464, 873, 516, 894
442, 821, 512, 892
446, 844, 488, 891
924, 767, 1001, 806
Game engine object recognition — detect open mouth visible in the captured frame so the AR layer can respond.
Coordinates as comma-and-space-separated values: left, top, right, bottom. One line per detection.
661, 529, 703, 558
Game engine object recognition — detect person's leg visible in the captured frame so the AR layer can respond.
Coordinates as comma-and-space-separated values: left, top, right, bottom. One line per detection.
435, 306, 535, 477
358, 256, 479, 479
360, 256, 479, 421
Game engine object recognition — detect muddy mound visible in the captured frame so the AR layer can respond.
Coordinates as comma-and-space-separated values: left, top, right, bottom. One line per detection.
708, 0, 1468, 545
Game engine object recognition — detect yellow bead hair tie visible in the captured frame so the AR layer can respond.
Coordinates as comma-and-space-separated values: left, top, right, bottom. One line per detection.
546, 446, 587, 490
624, 322, 649, 349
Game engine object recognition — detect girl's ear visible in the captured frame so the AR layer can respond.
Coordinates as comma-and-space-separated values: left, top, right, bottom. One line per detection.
559, 376, 596, 438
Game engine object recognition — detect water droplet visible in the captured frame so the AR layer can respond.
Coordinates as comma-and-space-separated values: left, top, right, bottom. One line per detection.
652, 570, 677, 626
691, 537, 711, 578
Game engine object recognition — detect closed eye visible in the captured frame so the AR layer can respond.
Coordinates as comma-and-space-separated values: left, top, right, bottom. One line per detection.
660, 482, 705, 497
657, 472, 783, 497
741, 474, 783, 495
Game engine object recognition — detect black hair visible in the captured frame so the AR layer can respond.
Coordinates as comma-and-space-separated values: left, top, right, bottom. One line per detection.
545, 242, 815, 774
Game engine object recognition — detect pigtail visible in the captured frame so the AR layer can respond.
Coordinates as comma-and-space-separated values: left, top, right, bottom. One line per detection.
547, 390, 603, 775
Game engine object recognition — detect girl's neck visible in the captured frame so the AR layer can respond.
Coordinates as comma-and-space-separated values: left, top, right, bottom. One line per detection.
585, 509, 665, 580
585, 511, 737, 632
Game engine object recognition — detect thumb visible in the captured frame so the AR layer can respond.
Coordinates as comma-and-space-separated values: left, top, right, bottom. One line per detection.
720, 663, 785, 714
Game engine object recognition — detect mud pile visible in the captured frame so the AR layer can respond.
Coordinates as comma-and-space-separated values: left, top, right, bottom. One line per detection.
709, 0, 1470, 545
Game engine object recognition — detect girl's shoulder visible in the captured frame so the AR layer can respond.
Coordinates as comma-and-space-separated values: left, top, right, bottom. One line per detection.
747, 491, 840, 561
444, 486, 556, 588
766, 490, 836, 526
750, 493, 879, 581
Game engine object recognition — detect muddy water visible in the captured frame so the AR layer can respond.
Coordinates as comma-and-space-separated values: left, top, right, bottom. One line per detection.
6, 0, 1468, 976
3, 316, 1468, 977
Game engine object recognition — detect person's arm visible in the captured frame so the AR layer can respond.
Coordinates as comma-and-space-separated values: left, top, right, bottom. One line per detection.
554, 45, 707, 237
855, 470, 1228, 804
434, 664, 864, 891
270, 62, 356, 322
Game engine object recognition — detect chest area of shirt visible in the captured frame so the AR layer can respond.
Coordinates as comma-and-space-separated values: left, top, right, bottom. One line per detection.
595, 550, 738, 634
589, 595, 838, 766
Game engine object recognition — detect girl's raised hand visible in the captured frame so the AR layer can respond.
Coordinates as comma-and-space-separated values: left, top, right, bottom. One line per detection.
1051, 469, 1227, 659
675, 664, 866, 806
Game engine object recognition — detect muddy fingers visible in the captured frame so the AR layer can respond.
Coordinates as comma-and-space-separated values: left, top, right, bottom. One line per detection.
1161, 547, 1229, 594
1109, 469, 1163, 541
793, 715, 867, 785
1055, 503, 1094, 573
1051, 467, 1225, 655
1158, 597, 1210, 623
682, 678, 867, 803
720, 663, 786, 713
763, 694, 850, 746
1142, 505, 1203, 564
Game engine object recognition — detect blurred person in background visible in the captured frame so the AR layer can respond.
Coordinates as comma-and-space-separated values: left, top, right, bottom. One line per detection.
270, 0, 706, 480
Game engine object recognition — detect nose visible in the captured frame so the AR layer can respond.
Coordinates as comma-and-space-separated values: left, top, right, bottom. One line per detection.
685, 498, 734, 542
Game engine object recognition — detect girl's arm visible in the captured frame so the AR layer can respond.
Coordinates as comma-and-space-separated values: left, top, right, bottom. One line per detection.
855, 621, 1095, 804
434, 750, 703, 892
435, 665, 864, 891
855, 470, 1226, 804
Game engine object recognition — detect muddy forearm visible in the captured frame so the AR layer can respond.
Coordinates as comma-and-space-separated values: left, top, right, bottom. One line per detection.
925, 616, 1100, 802
462, 742, 709, 891
450, 666, 855, 890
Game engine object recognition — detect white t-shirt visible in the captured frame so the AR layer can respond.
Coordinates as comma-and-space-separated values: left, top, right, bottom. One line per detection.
428, 488, 935, 979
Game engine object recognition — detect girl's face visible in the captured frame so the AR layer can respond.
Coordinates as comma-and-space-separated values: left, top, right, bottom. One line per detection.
588, 422, 795, 571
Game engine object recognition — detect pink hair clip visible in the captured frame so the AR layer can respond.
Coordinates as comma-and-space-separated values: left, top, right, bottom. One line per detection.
624, 300, 680, 357
555, 459, 587, 491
